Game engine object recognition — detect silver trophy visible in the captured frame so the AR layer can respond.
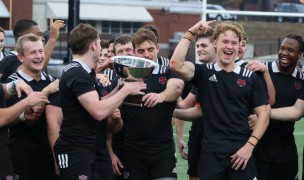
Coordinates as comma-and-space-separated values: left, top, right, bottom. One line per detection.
112, 56, 157, 106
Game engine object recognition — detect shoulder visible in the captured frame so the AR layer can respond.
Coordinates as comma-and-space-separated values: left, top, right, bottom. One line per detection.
157, 56, 170, 67
63, 61, 84, 74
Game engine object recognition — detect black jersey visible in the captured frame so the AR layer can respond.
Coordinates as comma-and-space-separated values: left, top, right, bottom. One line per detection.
5, 70, 55, 145
102, 68, 117, 82
0, 53, 21, 83
299, 90, 304, 100
48, 92, 60, 107
0, 85, 8, 144
157, 56, 170, 67
59, 61, 102, 148
191, 63, 268, 153
262, 61, 304, 144
120, 64, 178, 149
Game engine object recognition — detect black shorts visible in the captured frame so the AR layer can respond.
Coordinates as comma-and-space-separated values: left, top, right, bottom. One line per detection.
94, 151, 115, 180
54, 139, 96, 180
198, 152, 257, 180
0, 142, 14, 179
123, 145, 177, 180
10, 138, 57, 180
254, 142, 298, 180
187, 124, 202, 177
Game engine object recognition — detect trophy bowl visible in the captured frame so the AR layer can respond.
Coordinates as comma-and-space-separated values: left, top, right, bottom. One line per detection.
112, 56, 157, 81
111, 56, 157, 106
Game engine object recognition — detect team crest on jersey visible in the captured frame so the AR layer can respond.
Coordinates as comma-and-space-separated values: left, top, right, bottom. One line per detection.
159, 76, 167, 84
124, 171, 130, 179
6, 175, 13, 180
102, 91, 109, 97
295, 81, 302, 89
237, 79, 246, 87
78, 175, 88, 180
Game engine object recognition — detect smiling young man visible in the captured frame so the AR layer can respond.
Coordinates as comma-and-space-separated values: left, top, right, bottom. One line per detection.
170, 21, 269, 179
119, 29, 184, 180
253, 34, 304, 180
5, 33, 59, 179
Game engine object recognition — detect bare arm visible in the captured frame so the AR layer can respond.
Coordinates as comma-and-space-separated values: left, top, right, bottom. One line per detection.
245, 61, 275, 105
271, 99, 304, 121
43, 17, 65, 69
142, 78, 184, 108
46, 105, 62, 175
173, 105, 203, 121
231, 104, 269, 171
107, 109, 123, 134
0, 92, 49, 127
263, 69, 276, 105
106, 133, 123, 176
170, 20, 215, 81
78, 81, 146, 121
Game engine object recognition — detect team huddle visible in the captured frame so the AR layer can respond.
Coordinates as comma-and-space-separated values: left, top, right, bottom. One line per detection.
0, 17, 303, 180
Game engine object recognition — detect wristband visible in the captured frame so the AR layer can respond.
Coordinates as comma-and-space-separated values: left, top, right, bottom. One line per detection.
187, 30, 196, 36
247, 141, 255, 147
6, 81, 16, 95
184, 31, 195, 41
247, 136, 258, 147
19, 112, 26, 121
183, 36, 192, 41
251, 135, 260, 141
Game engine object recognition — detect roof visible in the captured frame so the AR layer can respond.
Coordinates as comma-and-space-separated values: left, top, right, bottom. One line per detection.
46, 2, 153, 22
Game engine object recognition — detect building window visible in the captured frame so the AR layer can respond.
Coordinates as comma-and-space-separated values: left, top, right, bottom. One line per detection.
101, 21, 143, 34
122, 22, 131, 33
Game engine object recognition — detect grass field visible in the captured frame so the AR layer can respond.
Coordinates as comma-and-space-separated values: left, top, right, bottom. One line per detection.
174, 119, 304, 180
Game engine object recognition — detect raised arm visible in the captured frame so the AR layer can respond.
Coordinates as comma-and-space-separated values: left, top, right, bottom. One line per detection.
43, 17, 65, 69
170, 20, 215, 81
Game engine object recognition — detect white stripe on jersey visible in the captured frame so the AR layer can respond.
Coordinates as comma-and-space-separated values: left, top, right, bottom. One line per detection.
158, 56, 170, 66
64, 62, 81, 72
242, 69, 253, 78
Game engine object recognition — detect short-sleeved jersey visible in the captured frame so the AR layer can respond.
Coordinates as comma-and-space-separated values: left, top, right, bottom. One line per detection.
191, 63, 268, 153
0, 53, 21, 83
120, 64, 178, 150
59, 61, 102, 148
102, 68, 117, 82
48, 92, 60, 107
5, 70, 56, 145
262, 61, 304, 144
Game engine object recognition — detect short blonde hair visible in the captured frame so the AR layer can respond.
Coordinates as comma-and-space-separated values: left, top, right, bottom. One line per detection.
16, 33, 41, 56
212, 21, 243, 43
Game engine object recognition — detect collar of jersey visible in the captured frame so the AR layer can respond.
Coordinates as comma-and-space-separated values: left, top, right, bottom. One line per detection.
214, 62, 241, 74
17, 69, 46, 81
271, 61, 297, 77
73, 59, 91, 73
152, 63, 160, 74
